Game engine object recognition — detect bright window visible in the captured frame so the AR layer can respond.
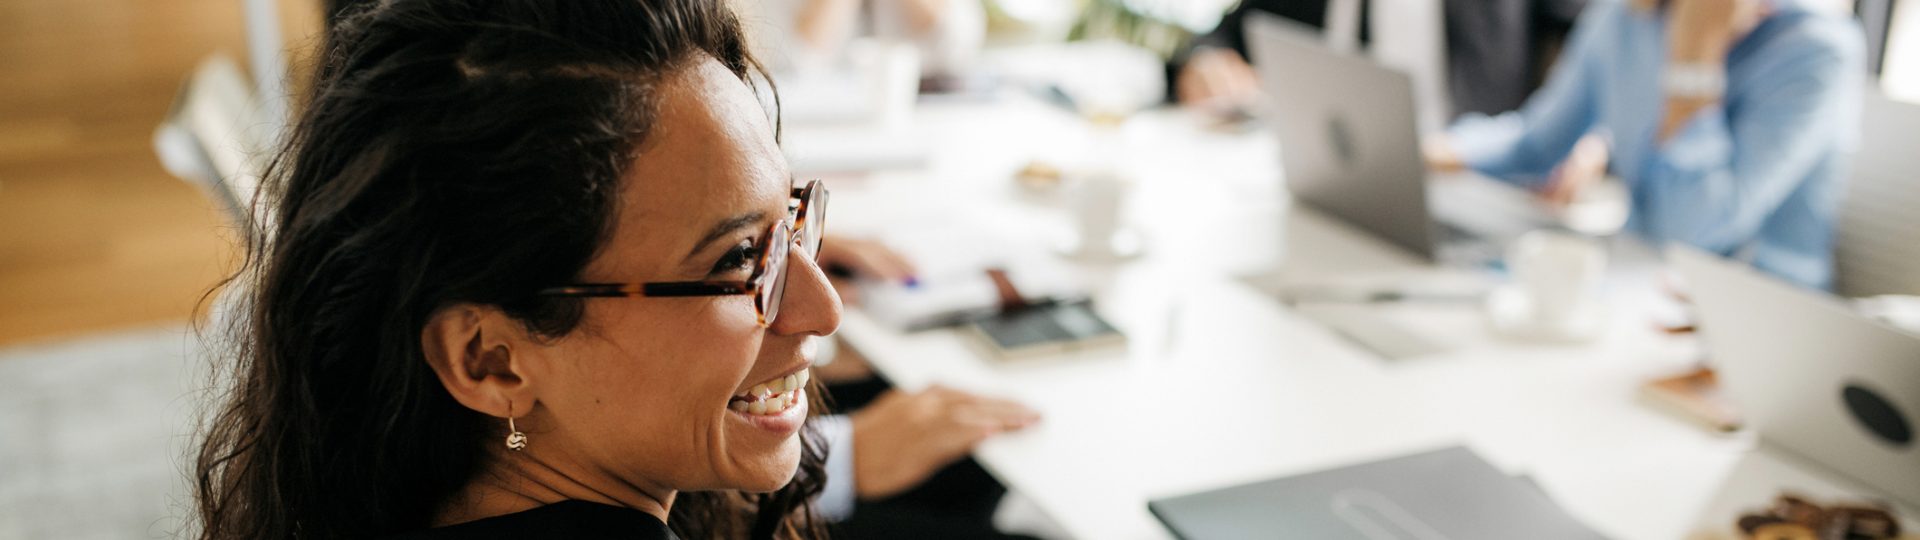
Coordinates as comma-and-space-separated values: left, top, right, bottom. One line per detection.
1884, 0, 1920, 102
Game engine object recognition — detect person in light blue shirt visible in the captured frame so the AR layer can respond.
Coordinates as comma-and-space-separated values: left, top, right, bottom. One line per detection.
1428, 0, 1865, 289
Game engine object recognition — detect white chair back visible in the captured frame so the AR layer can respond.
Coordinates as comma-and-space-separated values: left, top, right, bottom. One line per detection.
152, 55, 270, 227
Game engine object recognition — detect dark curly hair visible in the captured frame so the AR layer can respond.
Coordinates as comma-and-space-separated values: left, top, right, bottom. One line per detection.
191, 1, 828, 538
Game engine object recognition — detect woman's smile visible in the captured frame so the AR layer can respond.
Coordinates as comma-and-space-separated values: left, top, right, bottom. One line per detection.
727, 367, 811, 436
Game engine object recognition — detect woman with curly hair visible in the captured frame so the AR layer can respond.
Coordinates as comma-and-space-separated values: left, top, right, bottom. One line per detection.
193, 1, 841, 537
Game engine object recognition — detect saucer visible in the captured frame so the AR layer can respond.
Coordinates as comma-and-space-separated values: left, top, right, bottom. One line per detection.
1484, 285, 1607, 343
1058, 228, 1145, 262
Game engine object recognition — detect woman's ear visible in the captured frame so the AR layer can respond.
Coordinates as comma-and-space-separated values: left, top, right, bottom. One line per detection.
421, 303, 538, 419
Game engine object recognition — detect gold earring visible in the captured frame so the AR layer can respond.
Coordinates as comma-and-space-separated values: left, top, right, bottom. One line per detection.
505, 399, 528, 452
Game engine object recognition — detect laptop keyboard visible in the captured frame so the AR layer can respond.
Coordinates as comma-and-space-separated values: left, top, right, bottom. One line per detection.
1437, 220, 1480, 243
1435, 220, 1507, 269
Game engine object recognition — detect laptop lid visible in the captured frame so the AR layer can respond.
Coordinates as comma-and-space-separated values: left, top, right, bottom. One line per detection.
1672, 245, 1920, 506
1147, 446, 1605, 539
1245, 12, 1438, 261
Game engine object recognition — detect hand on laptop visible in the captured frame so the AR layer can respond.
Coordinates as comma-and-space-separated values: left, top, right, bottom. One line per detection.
818, 235, 919, 306
1423, 135, 1468, 173
1177, 47, 1260, 111
850, 385, 1040, 499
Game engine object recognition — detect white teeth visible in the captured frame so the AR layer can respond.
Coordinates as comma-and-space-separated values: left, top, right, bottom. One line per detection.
729, 388, 805, 416
730, 371, 814, 416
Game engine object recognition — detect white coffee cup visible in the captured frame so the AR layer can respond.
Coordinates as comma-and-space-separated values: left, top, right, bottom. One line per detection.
1507, 230, 1606, 324
1066, 173, 1136, 260
844, 40, 921, 128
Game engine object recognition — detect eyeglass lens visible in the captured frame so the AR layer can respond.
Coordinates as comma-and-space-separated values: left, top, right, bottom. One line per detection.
798, 185, 826, 259
764, 183, 825, 325
761, 220, 793, 325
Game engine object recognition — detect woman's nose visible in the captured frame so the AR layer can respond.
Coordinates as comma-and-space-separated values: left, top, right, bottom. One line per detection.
770, 247, 842, 337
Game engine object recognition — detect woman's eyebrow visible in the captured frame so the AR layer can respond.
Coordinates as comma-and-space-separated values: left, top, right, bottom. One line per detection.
688, 210, 767, 259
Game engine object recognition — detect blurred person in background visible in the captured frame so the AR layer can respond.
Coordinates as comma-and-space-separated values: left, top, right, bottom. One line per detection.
1171, 0, 1587, 117
740, 0, 988, 78
1425, 0, 1865, 289
810, 238, 1045, 540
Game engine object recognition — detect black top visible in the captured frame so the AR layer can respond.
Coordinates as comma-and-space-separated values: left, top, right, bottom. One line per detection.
1171, 0, 1588, 117
382, 501, 677, 540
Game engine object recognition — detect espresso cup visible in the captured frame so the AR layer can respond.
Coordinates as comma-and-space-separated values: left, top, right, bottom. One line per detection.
1507, 230, 1606, 324
1072, 173, 1125, 254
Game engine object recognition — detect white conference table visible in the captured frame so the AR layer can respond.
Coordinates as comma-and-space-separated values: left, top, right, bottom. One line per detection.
799, 94, 1759, 540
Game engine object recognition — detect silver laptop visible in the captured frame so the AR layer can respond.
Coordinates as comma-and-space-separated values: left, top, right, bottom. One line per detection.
1245, 13, 1538, 264
1672, 245, 1920, 507
1148, 446, 1606, 539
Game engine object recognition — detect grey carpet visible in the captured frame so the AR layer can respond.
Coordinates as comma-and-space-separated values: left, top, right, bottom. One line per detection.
0, 325, 210, 540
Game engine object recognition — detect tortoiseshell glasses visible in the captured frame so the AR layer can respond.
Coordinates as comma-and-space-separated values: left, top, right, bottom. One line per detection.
536, 179, 828, 326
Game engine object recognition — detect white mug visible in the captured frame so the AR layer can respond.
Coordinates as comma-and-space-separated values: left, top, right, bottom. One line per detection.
846, 40, 921, 128
1507, 230, 1606, 324
1068, 173, 1130, 259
